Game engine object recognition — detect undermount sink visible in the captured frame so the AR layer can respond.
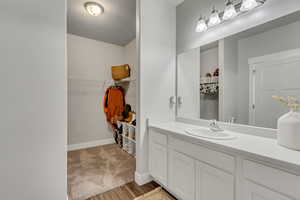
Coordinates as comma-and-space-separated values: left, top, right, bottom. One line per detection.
185, 128, 236, 140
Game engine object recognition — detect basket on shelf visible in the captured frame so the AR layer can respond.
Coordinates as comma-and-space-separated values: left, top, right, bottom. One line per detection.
200, 76, 219, 95
111, 64, 131, 80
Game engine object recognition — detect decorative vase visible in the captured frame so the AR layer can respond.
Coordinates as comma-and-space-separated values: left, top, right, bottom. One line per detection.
277, 109, 300, 150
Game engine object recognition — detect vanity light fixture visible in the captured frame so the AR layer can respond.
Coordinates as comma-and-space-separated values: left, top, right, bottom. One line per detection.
240, 0, 259, 12
195, 16, 208, 32
195, 0, 266, 33
223, 0, 238, 20
208, 7, 221, 27
84, 2, 104, 16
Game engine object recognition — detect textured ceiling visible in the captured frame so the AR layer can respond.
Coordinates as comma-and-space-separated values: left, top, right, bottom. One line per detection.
67, 0, 136, 46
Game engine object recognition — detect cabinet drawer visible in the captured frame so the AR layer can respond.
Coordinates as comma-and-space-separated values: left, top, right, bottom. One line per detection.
150, 130, 167, 146
169, 137, 235, 173
243, 160, 300, 198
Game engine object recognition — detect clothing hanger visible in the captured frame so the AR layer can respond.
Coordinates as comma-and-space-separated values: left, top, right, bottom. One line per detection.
102, 79, 122, 91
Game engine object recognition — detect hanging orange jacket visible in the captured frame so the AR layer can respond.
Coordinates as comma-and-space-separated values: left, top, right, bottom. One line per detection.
103, 87, 125, 124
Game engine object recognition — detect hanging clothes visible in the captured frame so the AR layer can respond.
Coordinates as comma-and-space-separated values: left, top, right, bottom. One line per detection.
103, 87, 125, 126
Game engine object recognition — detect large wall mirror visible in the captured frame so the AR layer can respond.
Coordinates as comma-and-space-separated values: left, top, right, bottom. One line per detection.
177, 10, 300, 129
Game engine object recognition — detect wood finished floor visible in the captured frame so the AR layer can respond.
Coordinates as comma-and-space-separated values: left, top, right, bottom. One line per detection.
86, 181, 161, 200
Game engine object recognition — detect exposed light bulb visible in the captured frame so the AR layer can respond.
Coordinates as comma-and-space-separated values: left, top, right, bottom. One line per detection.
195, 17, 208, 32
223, 1, 238, 20
84, 2, 104, 16
240, 0, 258, 12
208, 7, 221, 27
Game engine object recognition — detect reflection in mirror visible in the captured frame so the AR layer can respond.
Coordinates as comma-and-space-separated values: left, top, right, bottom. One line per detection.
200, 42, 219, 121
177, 11, 300, 129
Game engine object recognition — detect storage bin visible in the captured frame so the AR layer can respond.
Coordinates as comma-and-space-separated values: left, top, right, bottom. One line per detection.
122, 122, 129, 136
128, 125, 135, 139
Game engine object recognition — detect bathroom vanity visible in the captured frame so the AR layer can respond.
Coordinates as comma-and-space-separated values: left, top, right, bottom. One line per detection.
144, 4, 300, 200
148, 121, 300, 200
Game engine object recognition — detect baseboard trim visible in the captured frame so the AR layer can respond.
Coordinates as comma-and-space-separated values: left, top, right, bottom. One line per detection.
135, 171, 153, 186
68, 138, 115, 151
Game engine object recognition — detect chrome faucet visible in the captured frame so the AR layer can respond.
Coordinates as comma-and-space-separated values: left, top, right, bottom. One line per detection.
209, 120, 223, 132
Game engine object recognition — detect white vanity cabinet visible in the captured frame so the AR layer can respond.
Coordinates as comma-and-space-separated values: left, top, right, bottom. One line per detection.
242, 160, 300, 200
244, 181, 293, 200
148, 127, 300, 200
169, 149, 195, 200
149, 129, 235, 200
195, 161, 234, 200
148, 130, 168, 186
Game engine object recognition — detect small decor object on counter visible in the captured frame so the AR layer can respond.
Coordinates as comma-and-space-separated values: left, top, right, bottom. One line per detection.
272, 96, 300, 150
111, 64, 131, 80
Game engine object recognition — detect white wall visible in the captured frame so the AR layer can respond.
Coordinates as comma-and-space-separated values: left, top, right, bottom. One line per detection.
68, 34, 125, 146
200, 47, 219, 120
200, 47, 218, 76
136, 0, 176, 184
0, 0, 67, 199
177, 0, 300, 53
125, 39, 137, 111
68, 34, 137, 147
220, 37, 239, 122
236, 20, 300, 124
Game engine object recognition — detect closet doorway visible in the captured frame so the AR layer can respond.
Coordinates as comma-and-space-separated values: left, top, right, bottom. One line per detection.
66, 0, 138, 199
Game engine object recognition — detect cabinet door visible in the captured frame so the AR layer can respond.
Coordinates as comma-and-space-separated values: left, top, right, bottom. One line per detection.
244, 181, 292, 200
169, 149, 195, 200
196, 161, 234, 200
149, 142, 167, 186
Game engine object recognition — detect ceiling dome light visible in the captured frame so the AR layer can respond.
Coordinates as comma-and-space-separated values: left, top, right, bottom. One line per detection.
208, 7, 221, 27
195, 16, 208, 32
223, 0, 238, 20
84, 2, 104, 16
240, 0, 258, 12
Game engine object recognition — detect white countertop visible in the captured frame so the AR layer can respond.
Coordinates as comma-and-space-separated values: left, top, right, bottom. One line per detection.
149, 121, 300, 171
